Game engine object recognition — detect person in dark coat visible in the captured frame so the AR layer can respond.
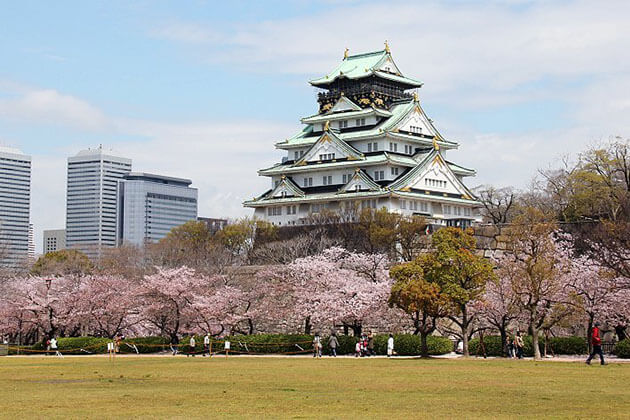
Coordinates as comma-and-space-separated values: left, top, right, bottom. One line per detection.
586, 322, 605, 365
367, 332, 375, 356
328, 334, 339, 357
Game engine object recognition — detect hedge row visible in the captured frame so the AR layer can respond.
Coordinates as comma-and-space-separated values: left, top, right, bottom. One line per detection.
20, 334, 452, 356
469, 335, 588, 356
614, 339, 630, 358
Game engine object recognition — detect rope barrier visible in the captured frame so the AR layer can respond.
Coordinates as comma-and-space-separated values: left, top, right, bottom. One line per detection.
6, 339, 318, 355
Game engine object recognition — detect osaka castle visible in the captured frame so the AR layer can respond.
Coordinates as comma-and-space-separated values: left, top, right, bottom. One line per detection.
244, 44, 481, 227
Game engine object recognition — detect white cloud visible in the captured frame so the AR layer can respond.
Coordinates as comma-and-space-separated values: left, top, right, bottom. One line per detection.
0, 88, 109, 131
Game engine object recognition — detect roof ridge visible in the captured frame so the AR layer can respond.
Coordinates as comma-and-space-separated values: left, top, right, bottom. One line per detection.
345, 49, 386, 60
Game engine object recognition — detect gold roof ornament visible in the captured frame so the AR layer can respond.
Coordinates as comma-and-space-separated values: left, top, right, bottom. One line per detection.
281, 175, 286, 180
384, 40, 390, 53
413, 91, 419, 102
433, 136, 440, 151
323, 120, 330, 131
344, 47, 349, 59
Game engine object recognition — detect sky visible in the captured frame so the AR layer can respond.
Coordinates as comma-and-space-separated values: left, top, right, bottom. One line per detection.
1, 0, 629, 251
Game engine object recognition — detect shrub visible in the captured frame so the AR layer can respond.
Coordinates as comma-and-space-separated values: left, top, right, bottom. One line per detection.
223, 334, 313, 354
548, 337, 587, 355
469, 336, 504, 356
121, 336, 170, 354
373, 334, 452, 356
614, 339, 630, 359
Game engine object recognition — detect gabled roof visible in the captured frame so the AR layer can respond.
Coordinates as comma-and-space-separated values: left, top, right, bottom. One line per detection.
388, 150, 476, 199
259, 151, 418, 176
330, 96, 362, 112
447, 161, 476, 177
265, 176, 305, 199
294, 129, 363, 165
309, 49, 422, 88
301, 106, 392, 124
337, 169, 381, 194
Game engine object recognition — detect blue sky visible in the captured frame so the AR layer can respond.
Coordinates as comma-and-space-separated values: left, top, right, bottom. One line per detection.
1, 0, 629, 250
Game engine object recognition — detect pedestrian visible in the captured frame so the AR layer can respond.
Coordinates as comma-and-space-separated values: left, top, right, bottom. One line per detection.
361, 334, 369, 357
506, 335, 515, 358
586, 322, 605, 365
50, 337, 61, 357
387, 334, 395, 358
355, 340, 361, 357
224, 339, 231, 357
367, 332, 375, 356
114, 334, 122, 353
328, 333, 339, 357
46, 337, 51, 356
515, 331, 524, 359
170, 335, 179, 356
188, 335, 196, 357
203, 333, 211, 357
313, 333, 322, 358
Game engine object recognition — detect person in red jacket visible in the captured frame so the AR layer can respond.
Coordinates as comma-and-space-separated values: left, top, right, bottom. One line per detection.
586, 322, 605, 365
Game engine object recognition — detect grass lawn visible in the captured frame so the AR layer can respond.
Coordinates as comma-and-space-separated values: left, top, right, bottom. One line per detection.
1, 356, 628, 418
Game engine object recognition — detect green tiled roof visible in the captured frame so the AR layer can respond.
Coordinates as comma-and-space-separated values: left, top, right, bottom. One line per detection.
259, 152, 419, 176
309, 50, 422, 88
244, 189, 388, 207
301, 106, 392, 124
447, 161, 476, 176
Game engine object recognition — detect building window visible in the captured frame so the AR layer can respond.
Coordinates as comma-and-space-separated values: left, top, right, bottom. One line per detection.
287, 205, 297, 215
374, 170, 385, 181
420, 202, 428, 212
404, 145, 413, 154
391, 167, 399, 176
268, 207, 282, 216
367, 143, 372, 152
303, 177, 313, 187
355, 118, 366, 126
342, 173, 354, 183
400, 200, 406, 210
373, 142, 378, 151
464, 207, 471, 217
444, 205, 451, 215
318, 153, 335, 161
389, 142, 398, 152
323, 175, 333, 185
410, 125, 422, 134
294, 151, 299, 160
338, 120, 348, 129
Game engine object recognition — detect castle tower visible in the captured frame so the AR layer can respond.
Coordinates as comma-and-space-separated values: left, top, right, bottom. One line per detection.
245, 45, 481, 228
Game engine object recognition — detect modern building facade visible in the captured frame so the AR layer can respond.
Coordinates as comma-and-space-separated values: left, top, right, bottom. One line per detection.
117, 172, 198, 246
0, 146, 31, 266
245, 45, 481, 227
43, 229, 66, 254
66, 147, 132, 258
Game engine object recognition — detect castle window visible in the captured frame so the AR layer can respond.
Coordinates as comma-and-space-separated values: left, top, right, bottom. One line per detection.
319, 153, 335, 161
391, 167, 399, 176
338, 120, 348, 129
410, 125, 422, 134
323, 175, 333, 185
294, 151, 299, 160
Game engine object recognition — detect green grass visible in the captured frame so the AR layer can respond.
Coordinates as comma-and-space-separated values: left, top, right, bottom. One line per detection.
1, 356, 629, 418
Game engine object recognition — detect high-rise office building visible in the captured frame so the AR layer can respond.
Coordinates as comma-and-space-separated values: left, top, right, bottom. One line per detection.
28, 223, 35, 260
118, 172, 197, 245
66, 147, 131, 258
0, 146, 31, 266
43, 229, 66, 254
117, 172, 198, 246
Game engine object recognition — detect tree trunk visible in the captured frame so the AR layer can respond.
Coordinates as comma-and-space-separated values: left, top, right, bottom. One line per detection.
304, 316, 312, 335
461, 305, 470, 357
352, 322, 362, 337
420, 332, 429, 357
615, 325, 627, 341
531, 325, 541, 360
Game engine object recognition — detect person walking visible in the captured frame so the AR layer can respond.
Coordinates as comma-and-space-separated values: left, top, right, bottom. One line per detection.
328, 333, 339, 357
170, 335, 179, 356
507, 335, 515, 358
355, 340, 361, 358
586, 322, 605, 365
188, 336, 196, 357
367, 332, 375, 356
515, 331, 524, 359
387, 334, 395, 358
313, 333, 322, 358
50, 337, 62, 357
203, 333, 211, 357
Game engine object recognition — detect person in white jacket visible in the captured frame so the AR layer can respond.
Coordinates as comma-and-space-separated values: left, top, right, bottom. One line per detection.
387, 334, 395, 357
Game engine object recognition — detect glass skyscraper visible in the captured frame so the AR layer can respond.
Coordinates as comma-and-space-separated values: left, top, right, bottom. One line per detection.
66, 147, 132, 258
0, 146, 31, 266
117, 172, 198, 246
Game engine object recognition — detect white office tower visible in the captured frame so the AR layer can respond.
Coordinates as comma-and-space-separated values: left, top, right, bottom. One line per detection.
66, 147, 132, 258
43, 229, 66, 254
117, 173, 198, 246
0, 146, 31, 267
